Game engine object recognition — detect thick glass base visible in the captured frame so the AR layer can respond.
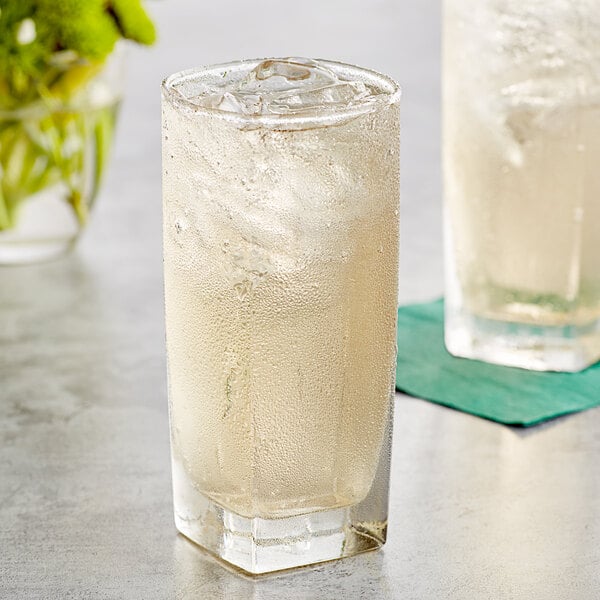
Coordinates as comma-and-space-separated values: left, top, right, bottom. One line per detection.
175, 496, 385, 575
172, 461, 388, 575
445, 307, 600, 372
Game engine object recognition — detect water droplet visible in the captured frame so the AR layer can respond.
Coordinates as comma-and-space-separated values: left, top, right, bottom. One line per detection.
234, 279, 253, 300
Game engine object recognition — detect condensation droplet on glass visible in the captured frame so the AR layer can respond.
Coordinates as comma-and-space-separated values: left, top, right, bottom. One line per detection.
234, 279, 253, 300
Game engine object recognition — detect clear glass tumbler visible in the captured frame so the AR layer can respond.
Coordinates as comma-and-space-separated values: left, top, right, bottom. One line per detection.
443, 1, 600, 372
161, 58, 400, 574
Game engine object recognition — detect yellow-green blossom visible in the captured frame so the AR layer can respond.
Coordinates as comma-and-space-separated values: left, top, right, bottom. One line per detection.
0, 0, 156, 108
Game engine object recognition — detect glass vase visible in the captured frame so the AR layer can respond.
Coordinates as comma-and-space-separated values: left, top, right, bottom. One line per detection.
0, 52, 124, 264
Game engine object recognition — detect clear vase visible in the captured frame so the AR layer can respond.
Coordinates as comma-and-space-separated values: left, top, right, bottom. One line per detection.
0, 52, 124, 265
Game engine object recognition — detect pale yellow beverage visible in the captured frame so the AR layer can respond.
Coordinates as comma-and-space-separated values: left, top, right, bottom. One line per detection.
162, 58, 400, 573
444, 0, 600, 371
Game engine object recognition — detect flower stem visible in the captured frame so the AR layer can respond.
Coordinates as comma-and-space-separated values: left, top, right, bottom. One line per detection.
0, 103, 117, 232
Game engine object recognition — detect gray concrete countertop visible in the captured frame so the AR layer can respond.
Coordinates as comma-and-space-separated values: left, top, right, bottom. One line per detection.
1, 1, 599, 598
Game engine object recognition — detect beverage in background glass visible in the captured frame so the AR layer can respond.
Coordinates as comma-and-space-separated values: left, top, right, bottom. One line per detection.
162, 58, 400, 574
443, 0, 600, 371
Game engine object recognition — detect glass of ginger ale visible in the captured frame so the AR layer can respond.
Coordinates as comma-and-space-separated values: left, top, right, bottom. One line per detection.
162, 58, 400, 574
444, 1, 600, 371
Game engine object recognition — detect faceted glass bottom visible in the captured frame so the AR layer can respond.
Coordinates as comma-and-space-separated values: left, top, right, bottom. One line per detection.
445, 307, 600, 372
171, 459, 389, 575
175, 496, 385, 575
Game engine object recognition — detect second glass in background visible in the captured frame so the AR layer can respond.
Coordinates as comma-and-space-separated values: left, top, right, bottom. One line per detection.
444, 0, 600, 371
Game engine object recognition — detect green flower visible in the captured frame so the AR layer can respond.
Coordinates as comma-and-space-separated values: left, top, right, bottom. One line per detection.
111, 0, 157, 46
39, 0, 121, 61
0, 0, 156, 106
0, 1, 157, 231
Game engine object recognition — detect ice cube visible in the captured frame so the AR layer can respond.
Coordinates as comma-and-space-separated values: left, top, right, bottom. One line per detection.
182, 58, 383, 117
233, 59, 335, 101
267, 81, 371, 114
188, 93, 223, 109
217, 92, 262, 115
254, 59, 315, 82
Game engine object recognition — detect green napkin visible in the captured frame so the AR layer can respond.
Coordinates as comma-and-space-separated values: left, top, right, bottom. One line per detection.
395, 299, 600, 426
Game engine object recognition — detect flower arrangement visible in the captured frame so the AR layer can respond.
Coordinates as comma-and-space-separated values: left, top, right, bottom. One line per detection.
0, 1, 155, 261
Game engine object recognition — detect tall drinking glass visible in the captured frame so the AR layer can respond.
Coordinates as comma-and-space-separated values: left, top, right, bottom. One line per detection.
444, 1, 600, 371
162, 58, 400, 574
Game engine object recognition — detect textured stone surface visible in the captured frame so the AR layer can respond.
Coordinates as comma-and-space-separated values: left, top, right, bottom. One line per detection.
1, 1, 599, 598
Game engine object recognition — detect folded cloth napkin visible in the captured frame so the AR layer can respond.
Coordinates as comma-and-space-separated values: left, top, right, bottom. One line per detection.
395, 299, 600, 426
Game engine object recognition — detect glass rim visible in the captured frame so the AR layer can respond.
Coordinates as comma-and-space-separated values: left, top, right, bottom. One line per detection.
161, 58, 401, 128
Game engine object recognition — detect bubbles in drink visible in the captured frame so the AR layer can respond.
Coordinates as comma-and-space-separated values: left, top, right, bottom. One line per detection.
162, 59, 400, 518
